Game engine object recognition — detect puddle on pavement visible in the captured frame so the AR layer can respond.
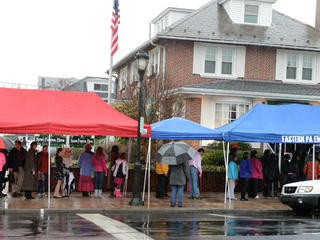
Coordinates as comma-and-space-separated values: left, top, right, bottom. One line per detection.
121, 214, 320, 238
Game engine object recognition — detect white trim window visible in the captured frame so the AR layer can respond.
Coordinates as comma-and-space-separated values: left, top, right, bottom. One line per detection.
204, 47, 234, 76
286, 54, 297, 80
130, 61, 139, 83
302, 55, 313, 80
119, 67, 128, 90
244, 4, 259, 24
285, 53, 315, 82
93, 83, 108, 91
148, 47, 160, 76
215, 103, 249, 128
204, 47, 216, 74
221, 49, 233, 75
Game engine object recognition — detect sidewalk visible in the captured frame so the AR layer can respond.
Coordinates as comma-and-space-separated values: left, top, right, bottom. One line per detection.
0, 192, 291, 213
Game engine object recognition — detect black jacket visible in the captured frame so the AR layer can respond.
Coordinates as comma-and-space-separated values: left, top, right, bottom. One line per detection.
7, 147, 27, 172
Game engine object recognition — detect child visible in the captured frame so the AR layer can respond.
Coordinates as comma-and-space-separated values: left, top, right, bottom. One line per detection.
239, 152, 252, 201
227, 154, 238, 200
112, 152, 128, 198
92, 146, 108, 198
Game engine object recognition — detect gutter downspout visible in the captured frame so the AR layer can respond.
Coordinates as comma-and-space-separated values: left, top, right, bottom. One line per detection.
149, 22, 166, 89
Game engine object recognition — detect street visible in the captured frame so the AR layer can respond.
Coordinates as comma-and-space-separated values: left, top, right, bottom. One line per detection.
1, 211, 320, 239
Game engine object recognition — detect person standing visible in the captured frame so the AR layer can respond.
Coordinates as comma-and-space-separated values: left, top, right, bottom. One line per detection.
22, 142, 38, 200
78, 143, 94, 197
0, 149, 7, 198
239, 152, 252, 201
37, 145, 48, 198
248, 150, 263, 199
188, 148, 204, 200
53, 148, 64, 198
62, 148, 74, 197
170, 162, 190, 207
155, 162, 169, 199
8, 140, 27, 198
227, 154, 238, 200
109, 145, 119, 197
92, 146, 108, 198
112, 153, 128, 198
303, 152, 320, 180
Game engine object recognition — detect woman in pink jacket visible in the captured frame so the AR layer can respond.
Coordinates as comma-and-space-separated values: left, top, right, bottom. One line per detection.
248, 150, 263, 199
92, 147, 108, 198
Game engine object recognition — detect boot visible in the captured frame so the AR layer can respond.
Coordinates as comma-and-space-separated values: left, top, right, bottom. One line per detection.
115, 188, 123, 198
98, 190, 102, 198
94, 189, 98, 198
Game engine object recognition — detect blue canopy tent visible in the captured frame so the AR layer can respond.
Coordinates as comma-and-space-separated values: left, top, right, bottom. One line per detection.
214, 104, 320, 202
143, 117, 221, 207
215, 104, 320, 143
151, 117, 221, 140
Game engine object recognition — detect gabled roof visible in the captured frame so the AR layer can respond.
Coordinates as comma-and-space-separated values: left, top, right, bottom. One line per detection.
180, 80, 320, 101
159, 0, 320, 51
113, 0, 320, 71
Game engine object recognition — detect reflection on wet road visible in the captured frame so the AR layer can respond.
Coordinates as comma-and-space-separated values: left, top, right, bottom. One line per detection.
105, 212, 320, 240
1, 212, 320, 239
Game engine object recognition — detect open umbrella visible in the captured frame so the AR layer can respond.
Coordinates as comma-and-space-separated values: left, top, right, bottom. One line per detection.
0, 136, 14, 150
154, 141, 197, 165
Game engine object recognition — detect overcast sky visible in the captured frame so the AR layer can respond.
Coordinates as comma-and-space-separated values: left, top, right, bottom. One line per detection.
0, 0, 316, 87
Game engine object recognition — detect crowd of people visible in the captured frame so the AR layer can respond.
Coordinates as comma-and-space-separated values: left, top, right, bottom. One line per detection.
1, 140, 319, 206
0, 140, 128, 200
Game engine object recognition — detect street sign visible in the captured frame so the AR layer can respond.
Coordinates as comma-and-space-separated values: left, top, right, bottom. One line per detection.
35, 134, 66, 147
70, 136, 94, 148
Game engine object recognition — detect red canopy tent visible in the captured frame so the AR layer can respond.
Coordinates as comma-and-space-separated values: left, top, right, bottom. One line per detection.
0, 87, 151, 137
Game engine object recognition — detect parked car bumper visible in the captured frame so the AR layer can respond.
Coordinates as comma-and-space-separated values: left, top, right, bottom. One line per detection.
280, 194, 320, 210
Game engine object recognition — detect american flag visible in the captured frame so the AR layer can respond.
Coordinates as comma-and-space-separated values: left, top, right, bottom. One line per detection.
111, 0, 120, 56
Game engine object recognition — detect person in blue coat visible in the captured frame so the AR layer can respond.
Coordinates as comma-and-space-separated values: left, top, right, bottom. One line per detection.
228, 154, 238, 200
239, 152, 253, 201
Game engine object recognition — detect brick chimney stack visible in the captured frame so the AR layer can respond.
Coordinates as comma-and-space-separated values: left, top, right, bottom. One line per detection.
316, 0, 320, 30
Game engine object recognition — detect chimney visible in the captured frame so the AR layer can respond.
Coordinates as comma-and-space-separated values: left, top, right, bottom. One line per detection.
316, 0, 320, 30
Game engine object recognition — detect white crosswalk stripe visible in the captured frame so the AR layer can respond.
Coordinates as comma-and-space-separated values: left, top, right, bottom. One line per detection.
77, 214, 153, 240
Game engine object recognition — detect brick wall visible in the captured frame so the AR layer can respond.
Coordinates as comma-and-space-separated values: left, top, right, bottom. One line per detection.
185, 98, 201, 148
245, 46, 276, 81
162, 39, 204, 88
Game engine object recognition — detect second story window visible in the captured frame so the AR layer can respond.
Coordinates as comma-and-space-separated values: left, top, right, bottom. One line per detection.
130, 62, 139, 83
286, 54, 297, 79
302, 55, 313, 80
204, 47, 216, 74
244, 5, 259, 24
221, 49, 233, 75
94, 84, 108, 91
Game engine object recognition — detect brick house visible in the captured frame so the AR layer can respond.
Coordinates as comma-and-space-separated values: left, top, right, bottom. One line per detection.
112, 0, 320, 147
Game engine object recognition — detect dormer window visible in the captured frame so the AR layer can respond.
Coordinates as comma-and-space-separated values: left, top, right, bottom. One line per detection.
244, 4, 259, 24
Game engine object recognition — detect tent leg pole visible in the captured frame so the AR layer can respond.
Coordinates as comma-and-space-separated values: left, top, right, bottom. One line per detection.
223, 141, 227, 204
48, 134, 51, 208
279, 143, 282, 174
148, 138, 151, 209
313, 144, 315, 181
226, 142, 231, 204
124, 138, 132, 198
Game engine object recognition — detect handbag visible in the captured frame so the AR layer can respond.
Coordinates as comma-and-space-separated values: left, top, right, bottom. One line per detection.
8, 173, 15, 184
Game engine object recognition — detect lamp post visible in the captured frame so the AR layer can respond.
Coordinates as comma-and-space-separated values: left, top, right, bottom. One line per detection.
130, 51, 149, 206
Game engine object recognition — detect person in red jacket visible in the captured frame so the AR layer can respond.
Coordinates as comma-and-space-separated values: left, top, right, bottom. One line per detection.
248, 150, 263, 199
304, 153, 320, 180
37, 145, 48, 198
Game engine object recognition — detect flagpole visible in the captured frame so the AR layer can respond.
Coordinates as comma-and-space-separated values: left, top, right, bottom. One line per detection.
108, 30, 113, 105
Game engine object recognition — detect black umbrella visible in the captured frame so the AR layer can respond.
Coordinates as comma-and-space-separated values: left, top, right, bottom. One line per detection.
154, 141, 197, 165
0, 136, 14, 150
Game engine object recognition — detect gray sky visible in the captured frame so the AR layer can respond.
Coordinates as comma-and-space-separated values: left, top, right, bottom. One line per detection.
0, 0, 316, 87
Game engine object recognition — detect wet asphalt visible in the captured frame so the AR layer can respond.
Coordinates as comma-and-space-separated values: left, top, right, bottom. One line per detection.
1, 211, 320, 239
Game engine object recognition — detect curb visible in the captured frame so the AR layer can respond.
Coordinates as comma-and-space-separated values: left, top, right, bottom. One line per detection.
0, 208, 294, 216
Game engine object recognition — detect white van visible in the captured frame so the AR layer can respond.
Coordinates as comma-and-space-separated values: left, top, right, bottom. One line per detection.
280, 180, 320, 213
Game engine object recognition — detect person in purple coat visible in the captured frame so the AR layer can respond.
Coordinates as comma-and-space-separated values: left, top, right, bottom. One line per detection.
239, 152, 253, 201
78, 144, 94, 197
